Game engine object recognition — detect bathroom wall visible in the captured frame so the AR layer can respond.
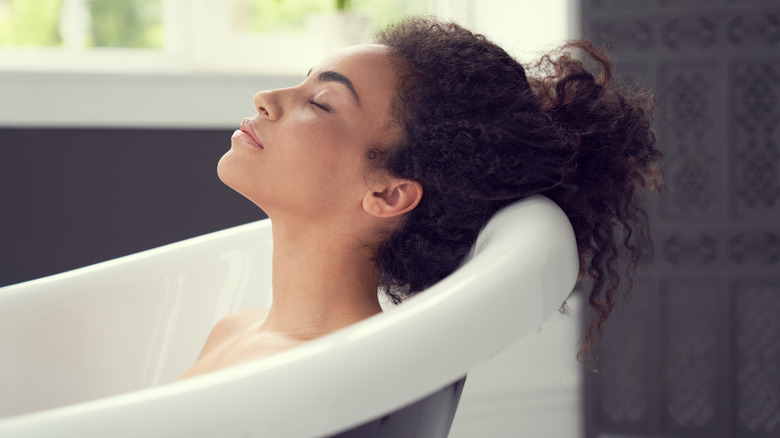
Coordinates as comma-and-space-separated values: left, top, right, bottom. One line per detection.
580, 1, 780, 437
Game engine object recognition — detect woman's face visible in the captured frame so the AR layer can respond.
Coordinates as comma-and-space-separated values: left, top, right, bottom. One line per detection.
218, 44, 400, 224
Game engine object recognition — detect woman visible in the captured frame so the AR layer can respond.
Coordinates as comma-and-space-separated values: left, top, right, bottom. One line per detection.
179, 17, 663, 380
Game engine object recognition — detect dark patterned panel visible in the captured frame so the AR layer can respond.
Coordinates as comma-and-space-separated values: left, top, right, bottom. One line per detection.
729, 233, 780, 265
659, 61, 727, 221
735, 283, 780, 435
662, 16, 718, 51
591, 19, 655, 53
593, 283, 659, 433
663, 281, 725, 433
590, 10, 780, 58
732, 59, 780, 217
661, 233, 719, 266
654, 229, 780, 270
660, 0, 715, 4
727, 13, 780, 47
589, 0, 657, 10
582, 2, 780, 438
600, 323, 651, 426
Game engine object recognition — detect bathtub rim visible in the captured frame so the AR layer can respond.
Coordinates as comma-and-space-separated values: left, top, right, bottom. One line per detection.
0, 195, 579, 438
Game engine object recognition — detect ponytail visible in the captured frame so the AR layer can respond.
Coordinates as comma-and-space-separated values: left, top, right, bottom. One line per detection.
530, 41, 665, 365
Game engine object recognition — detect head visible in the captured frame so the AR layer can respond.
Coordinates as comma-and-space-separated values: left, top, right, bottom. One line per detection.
218, 44, 422, 247
372, 19, 575, 298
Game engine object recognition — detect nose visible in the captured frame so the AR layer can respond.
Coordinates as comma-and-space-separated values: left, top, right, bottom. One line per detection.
253, 89, 282, 121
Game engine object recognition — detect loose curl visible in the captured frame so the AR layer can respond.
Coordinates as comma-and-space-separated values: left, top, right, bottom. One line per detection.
373, 17, 664, 366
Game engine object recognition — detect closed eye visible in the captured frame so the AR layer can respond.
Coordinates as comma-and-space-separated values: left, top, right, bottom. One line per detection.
308, 99, 331, 112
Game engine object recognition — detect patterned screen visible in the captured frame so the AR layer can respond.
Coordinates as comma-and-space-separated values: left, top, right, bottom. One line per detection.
581, 1, 780, 437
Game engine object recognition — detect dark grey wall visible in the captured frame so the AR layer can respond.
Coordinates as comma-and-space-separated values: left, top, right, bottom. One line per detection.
0, 128, 265, 288
581, 1, 780, 438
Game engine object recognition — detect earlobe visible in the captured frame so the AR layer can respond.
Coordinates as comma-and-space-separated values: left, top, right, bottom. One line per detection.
363, 179, 423, 219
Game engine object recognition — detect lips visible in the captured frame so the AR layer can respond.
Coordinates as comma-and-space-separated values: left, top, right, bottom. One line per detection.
233, 118, 264, 149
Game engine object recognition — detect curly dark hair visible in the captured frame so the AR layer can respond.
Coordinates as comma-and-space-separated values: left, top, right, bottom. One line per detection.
372, 17, 664, 365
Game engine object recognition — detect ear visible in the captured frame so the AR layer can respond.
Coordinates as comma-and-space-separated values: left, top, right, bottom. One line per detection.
362, 178, 423, 219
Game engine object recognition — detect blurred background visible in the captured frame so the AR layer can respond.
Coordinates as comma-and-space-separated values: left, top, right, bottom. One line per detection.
0, 0, 778, 437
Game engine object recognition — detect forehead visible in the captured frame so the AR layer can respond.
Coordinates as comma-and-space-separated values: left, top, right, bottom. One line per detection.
315, 44, 396, 75
313, 45, 399, 108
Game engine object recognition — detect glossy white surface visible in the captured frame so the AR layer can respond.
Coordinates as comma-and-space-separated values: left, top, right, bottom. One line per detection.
0, 195, 578, 437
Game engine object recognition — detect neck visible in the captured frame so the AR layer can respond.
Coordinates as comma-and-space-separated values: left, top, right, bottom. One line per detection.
259, 217, 383, 340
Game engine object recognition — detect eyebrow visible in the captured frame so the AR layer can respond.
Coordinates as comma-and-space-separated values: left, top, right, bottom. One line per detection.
308, 68, 361, 105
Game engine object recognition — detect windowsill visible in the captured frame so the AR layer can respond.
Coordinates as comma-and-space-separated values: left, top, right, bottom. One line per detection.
0, 48, 194, 75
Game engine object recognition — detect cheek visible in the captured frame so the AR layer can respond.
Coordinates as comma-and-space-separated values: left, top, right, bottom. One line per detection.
283, 121, 351, 174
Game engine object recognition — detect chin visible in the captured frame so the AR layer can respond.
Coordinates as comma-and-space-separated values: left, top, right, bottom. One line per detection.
217, 151, 230, 184
216, 150, 231, 186
217, 149, 248, 197
216, 150, 269, 211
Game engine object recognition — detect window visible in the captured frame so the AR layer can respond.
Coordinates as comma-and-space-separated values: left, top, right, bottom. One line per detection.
0, 0, 163, 49
0, 0, 427, 74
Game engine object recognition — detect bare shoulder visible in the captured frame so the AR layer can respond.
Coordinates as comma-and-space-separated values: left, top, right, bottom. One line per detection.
199, 308, 269, 357
214, 308, 269, 332
178, 308, 270, 381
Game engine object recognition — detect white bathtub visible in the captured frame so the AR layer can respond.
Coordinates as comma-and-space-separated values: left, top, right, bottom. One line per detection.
0, 195, 578, 437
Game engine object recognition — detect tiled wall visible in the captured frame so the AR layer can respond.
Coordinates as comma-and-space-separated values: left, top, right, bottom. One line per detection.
581, 1, 780, 437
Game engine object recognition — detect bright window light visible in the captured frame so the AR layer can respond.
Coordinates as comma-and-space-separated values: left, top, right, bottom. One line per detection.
0, 0, 428, 75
